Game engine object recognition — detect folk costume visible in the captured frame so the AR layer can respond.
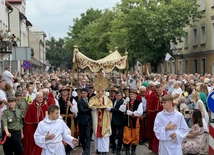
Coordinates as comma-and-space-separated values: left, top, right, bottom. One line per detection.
58, 86, 78, 154
122, 89, 143, 155
88, 73, 113, 154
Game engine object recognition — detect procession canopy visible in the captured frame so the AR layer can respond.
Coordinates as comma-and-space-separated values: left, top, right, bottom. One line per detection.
73, 48, 127, 73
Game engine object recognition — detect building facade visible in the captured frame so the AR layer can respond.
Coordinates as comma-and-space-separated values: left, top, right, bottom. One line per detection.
0, 0, 47, 73
160, 0, 214, 75
0, 0, 13, 73
29, 25, 47, 72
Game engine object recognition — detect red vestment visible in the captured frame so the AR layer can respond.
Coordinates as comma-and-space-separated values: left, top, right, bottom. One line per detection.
23, 100, 48, 155
46, 92, 55, 107
145, 88, 154, 138
145, 88, 154, 115
147, 90, 167, 153
136, 94, 142, 102
96, 98, 104, 138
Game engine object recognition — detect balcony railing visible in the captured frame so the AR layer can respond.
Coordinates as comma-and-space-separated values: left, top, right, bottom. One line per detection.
0, 40, 12, 54
172, 47, 184, 59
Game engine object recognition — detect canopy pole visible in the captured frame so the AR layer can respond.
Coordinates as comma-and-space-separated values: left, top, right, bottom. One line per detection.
65, 45, 78, 123
77, 68, 81, 100
119, 69, 122, 93
125, 51, 130, 127
109, 70, 112, 91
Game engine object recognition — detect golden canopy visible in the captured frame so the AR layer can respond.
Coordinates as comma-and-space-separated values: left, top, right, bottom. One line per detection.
73, 48, 127, 73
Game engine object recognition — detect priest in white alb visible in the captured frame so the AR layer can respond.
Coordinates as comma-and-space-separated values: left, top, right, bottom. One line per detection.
153, 94, 189, 155
34, 105, 78, 155
88, 73, 113, 155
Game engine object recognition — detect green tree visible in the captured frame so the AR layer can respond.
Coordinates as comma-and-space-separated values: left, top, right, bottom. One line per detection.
65, 8, 102, 51
109, 0, 203, 71
65, 0, 203, 72
76, 9, 116, 60
46, 37, 72, 69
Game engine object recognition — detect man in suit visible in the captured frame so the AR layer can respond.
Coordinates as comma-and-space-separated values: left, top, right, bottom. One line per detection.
87, 84, 95, 99
77, 88, 92, 155
107, 91, 125, 155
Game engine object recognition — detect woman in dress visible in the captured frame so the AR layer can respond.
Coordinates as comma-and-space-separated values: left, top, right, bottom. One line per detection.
199, 84, 209, 111
191, 91, 209, 132
182, 109, 206, 154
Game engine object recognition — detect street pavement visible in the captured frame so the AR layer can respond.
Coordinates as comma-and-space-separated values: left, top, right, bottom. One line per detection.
0, 142, 157, 155
0, 135, 209, 155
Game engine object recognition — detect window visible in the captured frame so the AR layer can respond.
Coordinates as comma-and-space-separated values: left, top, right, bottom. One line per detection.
201, 25, 206, 44
167, 61, 170, 73
178, 60, 182, 74
185, 60, 188, 74
200, 0, 205, 11
184, 32, 188, 48
201, 58, 205, 75
193, 28, 198, 46
194, 59, 198, 73
161, 63, 164, 74
172, 61, 175, 74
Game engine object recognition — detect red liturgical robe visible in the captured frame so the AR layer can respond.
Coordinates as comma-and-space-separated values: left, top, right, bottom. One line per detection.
147, 90, 167, 153
46, 92, 55, 107
23, 100, 48, 155
96, 98, 104, 138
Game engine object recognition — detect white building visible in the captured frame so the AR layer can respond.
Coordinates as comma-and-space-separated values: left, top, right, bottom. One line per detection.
0, 0, 13, 73
0, 0, 47, 73
29, 25, 47, 72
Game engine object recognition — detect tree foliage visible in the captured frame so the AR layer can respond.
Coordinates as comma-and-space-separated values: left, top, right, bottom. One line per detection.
46, 37, 72, 69
65, 8, 102, 52
76, 9, 116, 60
109, 0, 203, 71
63, 0, 203, 71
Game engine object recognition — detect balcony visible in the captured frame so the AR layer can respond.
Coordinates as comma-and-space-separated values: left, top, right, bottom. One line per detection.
171, 42, 184, 59
0, 32, 19, 54
0, 40, 12, 54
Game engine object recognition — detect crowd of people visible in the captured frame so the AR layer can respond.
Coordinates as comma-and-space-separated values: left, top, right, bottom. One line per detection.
0, 66, 211, 155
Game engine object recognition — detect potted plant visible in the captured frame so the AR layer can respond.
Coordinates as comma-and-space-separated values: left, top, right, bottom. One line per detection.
2, 36, 11, 42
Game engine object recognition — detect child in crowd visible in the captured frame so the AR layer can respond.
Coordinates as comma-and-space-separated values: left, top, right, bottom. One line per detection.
179, 96, 192, 128
2, 96, 24, 154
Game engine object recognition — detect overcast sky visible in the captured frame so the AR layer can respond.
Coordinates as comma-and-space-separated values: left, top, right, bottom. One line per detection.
26, 0, 120, 40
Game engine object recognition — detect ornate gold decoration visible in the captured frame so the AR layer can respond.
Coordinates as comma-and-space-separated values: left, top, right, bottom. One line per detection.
75, 50, 127, 73
93, 73, 109, 91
